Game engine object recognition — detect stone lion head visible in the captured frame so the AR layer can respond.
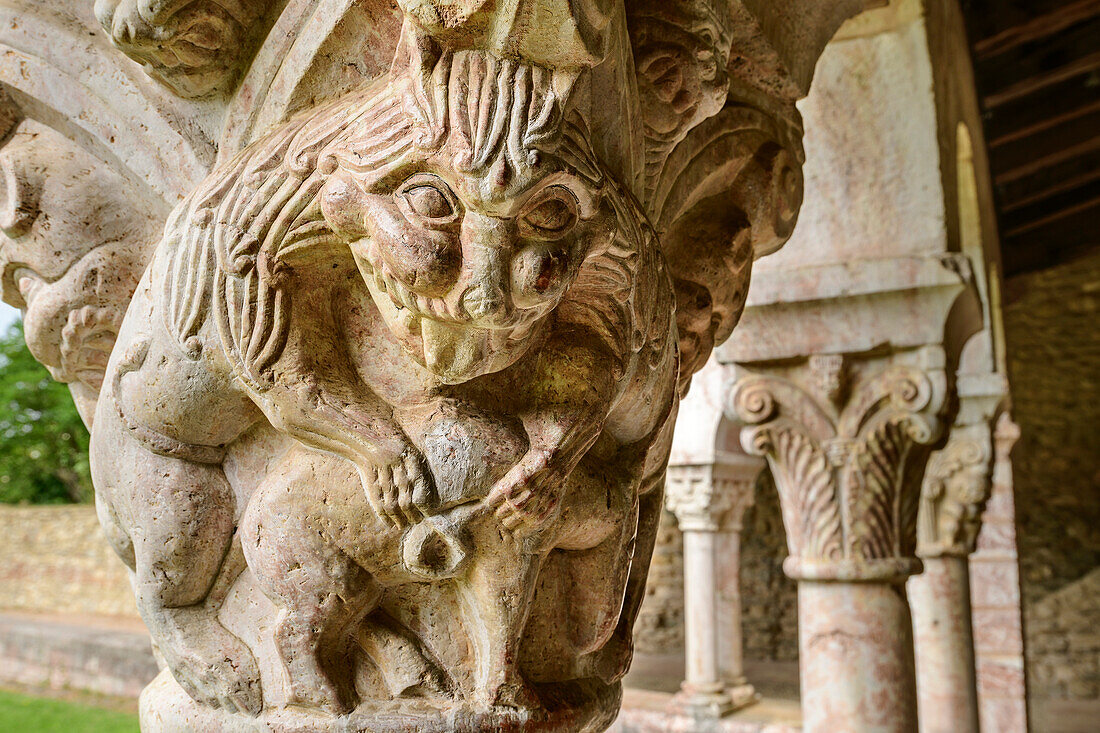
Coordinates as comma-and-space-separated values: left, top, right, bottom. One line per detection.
164, 48, 651, 397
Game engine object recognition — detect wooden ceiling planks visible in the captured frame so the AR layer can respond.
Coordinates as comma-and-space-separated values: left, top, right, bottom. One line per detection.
961, 0, 1100, 277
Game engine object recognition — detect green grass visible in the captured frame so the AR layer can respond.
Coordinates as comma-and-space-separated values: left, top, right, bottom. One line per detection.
0, 689, 139, 732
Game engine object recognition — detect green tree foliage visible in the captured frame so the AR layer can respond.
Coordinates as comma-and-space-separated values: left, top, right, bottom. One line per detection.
0, 321, 92, 503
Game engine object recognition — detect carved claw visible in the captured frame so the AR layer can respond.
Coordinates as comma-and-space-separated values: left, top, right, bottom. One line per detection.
165, 624, 263, 716
487, 450, 562, 532
364, 450, 436, 529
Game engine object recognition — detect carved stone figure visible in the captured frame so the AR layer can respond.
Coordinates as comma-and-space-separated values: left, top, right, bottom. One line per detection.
0, 0, 869, 729
0, 119, 162, 424
92, 36, 679, 728
95, 0, 271, 97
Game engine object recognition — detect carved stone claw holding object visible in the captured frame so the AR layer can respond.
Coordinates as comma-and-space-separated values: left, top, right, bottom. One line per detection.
363, 448, 437, 529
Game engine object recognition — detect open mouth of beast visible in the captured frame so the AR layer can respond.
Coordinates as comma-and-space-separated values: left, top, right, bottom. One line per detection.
359, 259, 548, 381
361, 256, 549, 335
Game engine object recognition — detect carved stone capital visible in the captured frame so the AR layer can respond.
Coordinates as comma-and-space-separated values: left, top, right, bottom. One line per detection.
665, 457, 763, 533
917, 431, 992, 558
729, 351, 948, 582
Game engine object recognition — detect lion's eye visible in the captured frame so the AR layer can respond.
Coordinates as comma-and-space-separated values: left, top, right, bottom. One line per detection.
397, 176, 459, 226
521, 187, 579, 238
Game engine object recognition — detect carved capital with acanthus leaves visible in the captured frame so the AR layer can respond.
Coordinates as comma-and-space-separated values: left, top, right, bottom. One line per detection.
665, 458, 763, 533
728, 351, 948, 583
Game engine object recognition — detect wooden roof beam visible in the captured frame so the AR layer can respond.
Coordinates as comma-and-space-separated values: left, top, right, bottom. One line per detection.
974, 0, 1100, 59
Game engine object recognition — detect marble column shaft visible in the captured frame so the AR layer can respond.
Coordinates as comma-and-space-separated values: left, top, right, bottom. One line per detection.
666, 459, 761, 717
911, 418, 998, 733
730, 350, 953, 733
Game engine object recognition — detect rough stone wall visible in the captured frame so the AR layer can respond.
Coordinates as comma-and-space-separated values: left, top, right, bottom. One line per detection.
740, 470, 798, 662
0, 505, 137, 618
1026, 567, 1100, 700
1003, 249, 1100, 708
634, 508, 685, 655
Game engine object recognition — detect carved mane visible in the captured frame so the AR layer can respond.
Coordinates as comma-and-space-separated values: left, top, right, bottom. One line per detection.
161, 50, 660, 398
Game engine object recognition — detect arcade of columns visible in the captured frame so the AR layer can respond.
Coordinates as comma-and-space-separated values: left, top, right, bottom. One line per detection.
658, 1, 1027, 731
0, 0, 1028, 730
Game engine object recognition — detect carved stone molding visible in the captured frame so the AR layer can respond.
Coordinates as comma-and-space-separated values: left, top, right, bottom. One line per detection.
729, 350, 949, 582
665, 457, 762, 533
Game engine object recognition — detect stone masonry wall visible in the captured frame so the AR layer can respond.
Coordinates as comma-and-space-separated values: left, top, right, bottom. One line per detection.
740, 470, 798, 663
0, 505, 138, 618
634, 508, 685, 656
1004, 248, 1100, 709
1026, 567, 1100, 701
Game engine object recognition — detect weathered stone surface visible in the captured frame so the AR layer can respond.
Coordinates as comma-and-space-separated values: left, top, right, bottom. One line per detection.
0, 1, 866, 730
0, 120, 163, 425
94, 0, 274, 98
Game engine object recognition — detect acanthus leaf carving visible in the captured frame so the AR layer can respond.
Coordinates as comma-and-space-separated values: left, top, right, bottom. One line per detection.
730, 359, 946, 582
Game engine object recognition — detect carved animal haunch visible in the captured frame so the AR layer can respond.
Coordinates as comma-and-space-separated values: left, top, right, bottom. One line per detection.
91, 45, 678, 730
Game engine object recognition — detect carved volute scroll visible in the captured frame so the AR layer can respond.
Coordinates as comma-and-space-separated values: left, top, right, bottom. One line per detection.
729, 350, 949, 582
0, 1, 871, 730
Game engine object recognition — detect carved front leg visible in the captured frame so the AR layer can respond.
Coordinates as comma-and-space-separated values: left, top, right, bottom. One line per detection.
486, 340, 617, 532
258, 374, 437, 529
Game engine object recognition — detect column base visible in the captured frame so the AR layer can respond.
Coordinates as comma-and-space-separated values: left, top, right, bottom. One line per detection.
726, 680, 760, 711
676, 680, 759, 718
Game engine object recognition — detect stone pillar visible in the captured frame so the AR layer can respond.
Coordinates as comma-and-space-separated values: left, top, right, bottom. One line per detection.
666, 457, 762, 717
910, 430, 993, 733
910, 555, 978, 731
908, 361, 1007, 733
969, 413, 1026, 732
729, 349, 954, 733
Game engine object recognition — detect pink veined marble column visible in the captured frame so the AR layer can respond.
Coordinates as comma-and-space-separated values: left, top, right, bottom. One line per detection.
910, 555, 978, 732
797, 576, 919, 732
730, 351, 952, 733
666, 459, 761, 717
716, 521, 754, 701
910, 420, 998, 733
